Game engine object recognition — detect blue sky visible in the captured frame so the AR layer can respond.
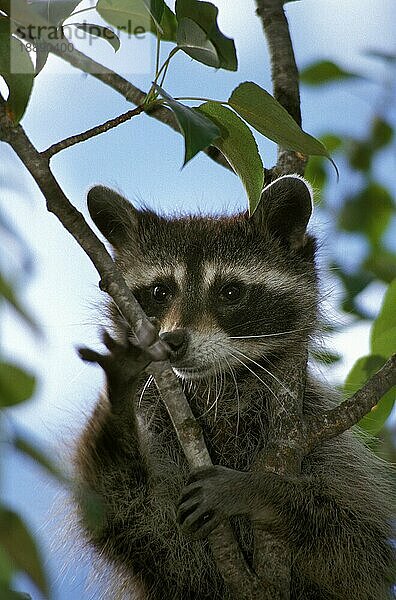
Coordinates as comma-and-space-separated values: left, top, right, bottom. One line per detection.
1, 1, 395, 598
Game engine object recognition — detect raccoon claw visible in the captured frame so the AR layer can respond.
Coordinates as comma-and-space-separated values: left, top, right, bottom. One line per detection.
177, 466, 246, 539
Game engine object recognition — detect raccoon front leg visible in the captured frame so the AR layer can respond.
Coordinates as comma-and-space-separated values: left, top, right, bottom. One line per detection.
178, 466, 394, 598
74, 331, 155, 550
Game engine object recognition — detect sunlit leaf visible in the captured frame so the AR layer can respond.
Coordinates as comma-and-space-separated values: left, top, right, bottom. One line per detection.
74, 23, 120, 52
371, 279, 396, 358
344, 355, 395, 435
175, 0, 237, 71
0, 19, 34, 123
96, 0, 175, 40
0, 507, 49, 598
152, 85, 220, 165
300, 60, 360, 85
0, 362, 36, 407
176, 17, 219, 68
228, 82, 331, 159
97, 0, 155, 37
197, 102, 264, 213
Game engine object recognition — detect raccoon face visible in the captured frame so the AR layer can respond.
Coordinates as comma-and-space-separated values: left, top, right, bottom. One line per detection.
88, 176, 317, 381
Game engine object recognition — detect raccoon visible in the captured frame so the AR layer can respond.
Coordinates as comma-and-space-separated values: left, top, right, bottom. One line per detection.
75, 176, 394, 600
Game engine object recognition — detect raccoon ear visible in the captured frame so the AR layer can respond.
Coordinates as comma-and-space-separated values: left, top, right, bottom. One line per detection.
87, 186, 138, 249
252, 175, 313, 249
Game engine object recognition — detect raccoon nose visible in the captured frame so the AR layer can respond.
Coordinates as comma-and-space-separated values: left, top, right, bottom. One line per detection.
160, 329, 187, 354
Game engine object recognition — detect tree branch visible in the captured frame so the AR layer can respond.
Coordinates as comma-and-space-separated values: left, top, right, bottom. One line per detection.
256, 0, 307, 179
47, 41, 233, 171
305, 354, 396, 451
42, 105, 144, 160
253, 1, 309, 597
0, 99, 262, 599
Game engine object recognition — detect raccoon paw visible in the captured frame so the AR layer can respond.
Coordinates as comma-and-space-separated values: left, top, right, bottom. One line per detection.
78, 330, 153, 397
177, 466, 247, 539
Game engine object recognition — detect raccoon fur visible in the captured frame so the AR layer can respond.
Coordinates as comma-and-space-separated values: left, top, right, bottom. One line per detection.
75, 176, 395, 600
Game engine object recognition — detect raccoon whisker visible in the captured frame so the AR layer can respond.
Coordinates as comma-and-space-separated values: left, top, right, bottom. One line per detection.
229, 352, 278, 402
227, 318, 316, 334
232, 348, 295, 398
199, 362, 223, 419
139, 375, 154, 407
224, 356, 241, 436
229, 326, 311, 340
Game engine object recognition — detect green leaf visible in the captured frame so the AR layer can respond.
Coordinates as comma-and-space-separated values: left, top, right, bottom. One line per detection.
175, 0, 237, 71
337, 183, 393, 246
176, 17, 219, 68
152, 85, 220, 165
371, 279, 396, 358
74, 23, 120, 52
300, 60, 360, 85
14, 435, 68, 484
0, 362, 36, 407
97, 0, 155, 36
370, 118, 393, 150
197, 102, 264, 213
347, 140, 373, 172
344, 355, 395, 435
228, 82, 330, 159
0, 507, 49, 598
364, 250, 396, 283
0, 544, 13, 586
0, 585, 31, 600
28, 0, 81, 26
159, 4, 177, 41
96, 0, 175, 40
0, 19, 34, 123
0, 274, 39, 333
320, 133, 343, 153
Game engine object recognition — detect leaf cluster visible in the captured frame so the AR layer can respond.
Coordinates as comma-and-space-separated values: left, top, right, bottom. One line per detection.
0, 0, 334, 213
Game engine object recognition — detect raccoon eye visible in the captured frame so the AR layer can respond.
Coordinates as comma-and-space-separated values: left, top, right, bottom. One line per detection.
218, 283, 244, 305
152, 284, 173, 304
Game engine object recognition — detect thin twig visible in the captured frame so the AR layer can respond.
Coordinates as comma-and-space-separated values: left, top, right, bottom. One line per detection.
47, 41, 233, 171
305, 354, 396, 451
42, 105, 144, 160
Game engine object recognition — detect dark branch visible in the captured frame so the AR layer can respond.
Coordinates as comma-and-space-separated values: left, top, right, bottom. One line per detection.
254, 2, 309, 597
47, 42, 232, 172
42, 105, 144, 160
305, 354, 396, 451
256, 0, 307, 178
